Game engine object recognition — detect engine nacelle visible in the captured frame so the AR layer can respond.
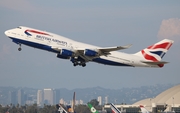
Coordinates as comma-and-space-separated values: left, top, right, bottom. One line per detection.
57, 53, 70, 59
84, 49, 98, 56
60, 49, 74, 56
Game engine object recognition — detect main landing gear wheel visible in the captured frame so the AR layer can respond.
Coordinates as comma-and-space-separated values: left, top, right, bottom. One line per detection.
82, 63, 86, 67
73, 61, 86, 67
73, 62, 78, 67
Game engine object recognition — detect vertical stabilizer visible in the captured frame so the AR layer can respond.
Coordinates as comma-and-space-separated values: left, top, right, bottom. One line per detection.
134, 39, 174, 62
110, 103, 121, 113
140, 105, 149, 113
56, 104, 68, 113
71, 92, 75, 112
87, 103, 99, 113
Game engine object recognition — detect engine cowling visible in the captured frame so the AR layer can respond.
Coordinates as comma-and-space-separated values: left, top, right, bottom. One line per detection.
57, 53, 70, 59
84, 49, 98, 56
60, 49, 74, 56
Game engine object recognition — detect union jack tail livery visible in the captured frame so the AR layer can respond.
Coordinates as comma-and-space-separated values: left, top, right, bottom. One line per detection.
140, 105, 149, 113
134, 39, 174, 67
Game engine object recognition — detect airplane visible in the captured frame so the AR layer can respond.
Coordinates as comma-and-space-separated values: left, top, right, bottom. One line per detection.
56, 92, 76, 113
4, 26, 174, 67
69, 92, 76, 113
87, 103, 99, 113
110, 103, 121, 113
56, 104, 68, 113
140, 105, 149, 113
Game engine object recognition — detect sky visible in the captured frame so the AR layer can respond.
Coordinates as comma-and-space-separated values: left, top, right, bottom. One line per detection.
0, 0, 180, 90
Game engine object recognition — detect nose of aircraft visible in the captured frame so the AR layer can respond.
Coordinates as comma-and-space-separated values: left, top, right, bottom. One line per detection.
4, 30, 9, 36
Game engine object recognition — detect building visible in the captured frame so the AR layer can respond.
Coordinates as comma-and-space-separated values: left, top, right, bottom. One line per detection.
104, 96, 108, 104
17, 89, 24, 105
54, 89, 60, 104
60, 98, 67, 105
8, 91, 17, 105
104, 84, 180, 113
43, 88, 54, 105
79, 99, 83, 104
133, 84, 180, 113
98, 96, 102, 105
37, 90, 43, 106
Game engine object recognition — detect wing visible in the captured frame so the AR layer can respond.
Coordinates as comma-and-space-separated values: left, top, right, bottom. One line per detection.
99, 44, 132, 53
77, 44, 132, 56
51, 44, 131, 66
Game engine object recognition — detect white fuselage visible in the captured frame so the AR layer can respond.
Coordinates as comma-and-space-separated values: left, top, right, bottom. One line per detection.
4, 26, 159, 67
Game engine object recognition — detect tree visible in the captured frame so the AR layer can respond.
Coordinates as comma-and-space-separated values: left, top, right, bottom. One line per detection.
87, 99, 99, 107
75, 104, 91, 113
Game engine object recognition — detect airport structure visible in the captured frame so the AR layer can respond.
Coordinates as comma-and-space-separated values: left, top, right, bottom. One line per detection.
104, 84, 180, 113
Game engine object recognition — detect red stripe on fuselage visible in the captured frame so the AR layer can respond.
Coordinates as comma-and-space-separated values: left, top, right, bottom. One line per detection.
25, 30, 50, 36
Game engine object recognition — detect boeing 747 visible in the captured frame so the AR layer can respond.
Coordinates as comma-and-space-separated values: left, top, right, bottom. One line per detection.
5, 26, 174, 67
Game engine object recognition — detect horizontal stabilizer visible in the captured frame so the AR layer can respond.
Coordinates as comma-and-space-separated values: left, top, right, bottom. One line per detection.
141, 61, 169, 65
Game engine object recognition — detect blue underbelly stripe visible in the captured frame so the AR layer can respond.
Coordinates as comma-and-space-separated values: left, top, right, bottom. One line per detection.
93, 58, 132, 66
10, 37, 58, 53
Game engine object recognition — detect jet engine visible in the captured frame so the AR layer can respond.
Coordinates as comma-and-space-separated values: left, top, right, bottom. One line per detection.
84, 49, 99, 56
56, 49, 75, 59
56, 53, 70, 59
60, 49, 74, 56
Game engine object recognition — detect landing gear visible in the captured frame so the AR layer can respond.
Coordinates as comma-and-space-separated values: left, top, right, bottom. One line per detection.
82, 63, 86, 67
73, 61, 86, 67
71, 57, 87, 67
73, 62, 78, 67
18, 47, 22, 51
18, 44, 22, 51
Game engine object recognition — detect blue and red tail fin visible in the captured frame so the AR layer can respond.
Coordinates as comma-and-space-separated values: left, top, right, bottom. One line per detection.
134, 39, 174, 62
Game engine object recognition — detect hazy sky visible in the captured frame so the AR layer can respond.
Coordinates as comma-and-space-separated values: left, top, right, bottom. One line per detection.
0, 0, 180, 89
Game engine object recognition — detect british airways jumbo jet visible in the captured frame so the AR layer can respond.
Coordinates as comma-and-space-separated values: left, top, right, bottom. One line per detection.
4, 26, 174, 67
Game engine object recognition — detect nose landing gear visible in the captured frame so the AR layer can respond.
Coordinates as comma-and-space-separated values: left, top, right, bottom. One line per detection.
18, 44, 22, 51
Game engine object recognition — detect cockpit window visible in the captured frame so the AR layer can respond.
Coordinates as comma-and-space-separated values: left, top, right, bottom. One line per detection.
17, 26, 22, 29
